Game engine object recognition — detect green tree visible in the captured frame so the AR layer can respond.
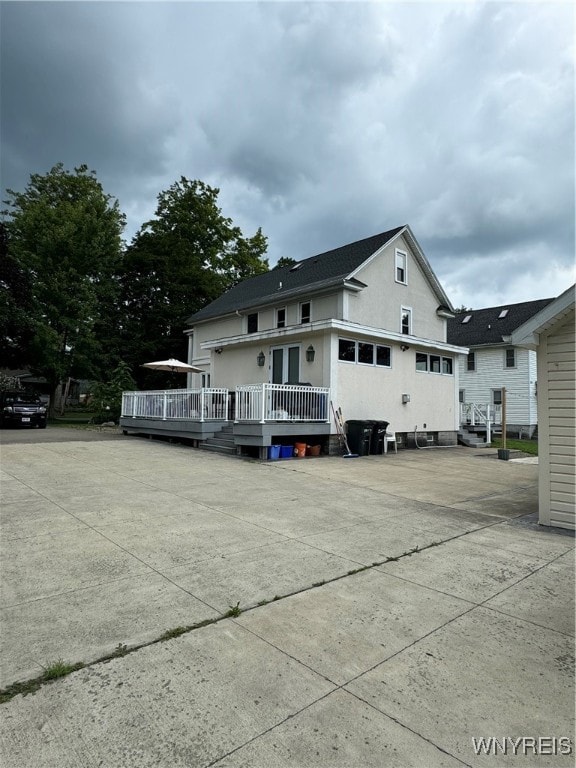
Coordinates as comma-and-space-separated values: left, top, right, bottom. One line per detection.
90, 361, 135, 424
272, 256, 297, 270
0, 222, 36, 369
120, 178, 268, 386
2, 164, 126, 411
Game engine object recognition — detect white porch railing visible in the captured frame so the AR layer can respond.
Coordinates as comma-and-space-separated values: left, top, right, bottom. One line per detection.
460, 402, 502, 426
121, 389, 229, 422
460, 402, 502, 445
235, 383, 331, 424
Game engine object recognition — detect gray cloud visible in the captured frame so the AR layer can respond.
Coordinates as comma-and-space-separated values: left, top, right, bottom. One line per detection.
1, 1, 573, 309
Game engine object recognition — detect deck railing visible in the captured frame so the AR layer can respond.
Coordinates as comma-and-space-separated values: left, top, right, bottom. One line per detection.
235, 383, 331, 423
121, 388, 229, 422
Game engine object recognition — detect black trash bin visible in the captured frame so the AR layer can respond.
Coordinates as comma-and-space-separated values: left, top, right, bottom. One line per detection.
345, 420, 372, 456
370, 420, 390, 455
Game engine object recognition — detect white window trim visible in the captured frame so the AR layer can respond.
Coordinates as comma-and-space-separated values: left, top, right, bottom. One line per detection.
395, 249, 408, 285
401, 306, 412, 335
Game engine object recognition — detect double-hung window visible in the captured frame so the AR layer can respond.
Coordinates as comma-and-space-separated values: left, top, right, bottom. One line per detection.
276, 308, 286, 329
247, 313, 258, 334
395, 250, 407, 284
300, 302, 311, 324
505, 348, 516, 368
401, 307, 412, 335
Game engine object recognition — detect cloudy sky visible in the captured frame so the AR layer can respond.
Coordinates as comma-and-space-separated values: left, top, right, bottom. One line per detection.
1, 0, 574, 309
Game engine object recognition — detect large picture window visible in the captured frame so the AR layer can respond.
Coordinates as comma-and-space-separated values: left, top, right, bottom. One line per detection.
338, 339, 391, 368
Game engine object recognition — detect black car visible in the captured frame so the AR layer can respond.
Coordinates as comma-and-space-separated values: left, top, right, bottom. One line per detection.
0, 391, 48, 428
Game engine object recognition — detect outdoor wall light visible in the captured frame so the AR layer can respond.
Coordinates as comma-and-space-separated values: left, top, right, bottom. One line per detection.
400, 344, 410, 352
306, 345, 315, 363
215, 347, 223, 355
402, 393, 411, 404
256, 351, 266, 367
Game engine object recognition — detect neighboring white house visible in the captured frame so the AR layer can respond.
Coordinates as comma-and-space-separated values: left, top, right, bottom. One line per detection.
447, 298, 554, 439
511, 285, 575, 530
183, 225, 467, 455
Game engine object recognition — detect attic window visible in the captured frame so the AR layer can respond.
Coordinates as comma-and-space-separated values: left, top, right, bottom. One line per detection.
462, 315, 472, 324
498, 309, 509, 319
289, 263, 302, 272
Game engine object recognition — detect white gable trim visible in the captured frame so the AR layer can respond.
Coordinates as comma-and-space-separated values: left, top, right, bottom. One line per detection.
511, 285, 575, 349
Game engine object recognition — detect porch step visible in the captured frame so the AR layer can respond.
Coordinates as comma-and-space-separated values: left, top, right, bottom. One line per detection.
458, 428, 489, 448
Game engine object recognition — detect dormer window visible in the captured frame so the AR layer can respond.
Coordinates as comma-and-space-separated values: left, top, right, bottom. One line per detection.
395, 250, 407, 284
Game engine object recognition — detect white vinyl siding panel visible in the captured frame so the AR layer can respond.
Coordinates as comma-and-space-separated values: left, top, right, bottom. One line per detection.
457, 346, 537, 426
538, 313, 575, 530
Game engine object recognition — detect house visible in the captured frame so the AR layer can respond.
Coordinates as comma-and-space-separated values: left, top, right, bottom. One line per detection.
447, 298, 554, 441
176, 225, 467, 457
511, 285, 575, 530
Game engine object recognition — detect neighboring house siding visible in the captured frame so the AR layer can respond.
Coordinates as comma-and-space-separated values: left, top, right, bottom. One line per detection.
458, 346, 537, 433
539, 312, 575, 529
351, 236, 446, 342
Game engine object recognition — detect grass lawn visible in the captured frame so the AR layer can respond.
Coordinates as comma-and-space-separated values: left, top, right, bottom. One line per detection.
492, 437, 538, 456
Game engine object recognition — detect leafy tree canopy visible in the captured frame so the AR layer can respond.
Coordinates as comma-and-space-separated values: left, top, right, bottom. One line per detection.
2, 163, 125, 404
120, 178, 268, 385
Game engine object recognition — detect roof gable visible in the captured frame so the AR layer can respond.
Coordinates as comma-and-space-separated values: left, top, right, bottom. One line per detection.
187, 225, 450, 324
447, 298, 554, 347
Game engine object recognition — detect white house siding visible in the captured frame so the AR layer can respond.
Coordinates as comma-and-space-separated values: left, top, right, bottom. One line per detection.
350, 235, 446, 343
458, 346, 537, 434
538, 312, 575, 530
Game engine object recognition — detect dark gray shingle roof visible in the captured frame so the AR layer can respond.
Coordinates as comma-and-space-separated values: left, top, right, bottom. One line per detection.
187, 226, 405, 324
447, 298, 554, 346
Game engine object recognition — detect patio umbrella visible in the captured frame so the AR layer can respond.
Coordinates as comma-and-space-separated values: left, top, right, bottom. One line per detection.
141, 358, 204, 374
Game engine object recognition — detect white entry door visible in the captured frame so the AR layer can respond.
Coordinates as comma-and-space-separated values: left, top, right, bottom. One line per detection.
271, 345, 300, 384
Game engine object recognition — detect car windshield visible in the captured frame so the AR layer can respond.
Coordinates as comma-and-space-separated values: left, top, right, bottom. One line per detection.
3, 393, 40, 404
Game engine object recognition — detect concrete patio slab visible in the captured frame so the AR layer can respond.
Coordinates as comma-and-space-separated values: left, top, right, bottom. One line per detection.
0, 436, 573, 767
236, 569, 472, 686
375, 536, 551, 602
213, 689, 465, 768
166, 539, 359, 612
484, 551, 575, 636
0, 527, 153, 605
0, 621, 336, 768
0, 572, 220, 687
346, 606, 575, 766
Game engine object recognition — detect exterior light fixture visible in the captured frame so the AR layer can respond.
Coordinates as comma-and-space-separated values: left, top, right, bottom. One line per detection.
214, 347, 223, 355
402, 394, 410, 404
400, 344, 410, 352
256, 351, 266, 367
306, 345, 315, 363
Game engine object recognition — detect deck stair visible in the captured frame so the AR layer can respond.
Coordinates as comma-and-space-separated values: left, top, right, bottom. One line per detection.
198, 424, 238, 456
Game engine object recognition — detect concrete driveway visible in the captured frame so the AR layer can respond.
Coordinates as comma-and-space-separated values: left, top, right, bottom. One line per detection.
0, 433, 574, 767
